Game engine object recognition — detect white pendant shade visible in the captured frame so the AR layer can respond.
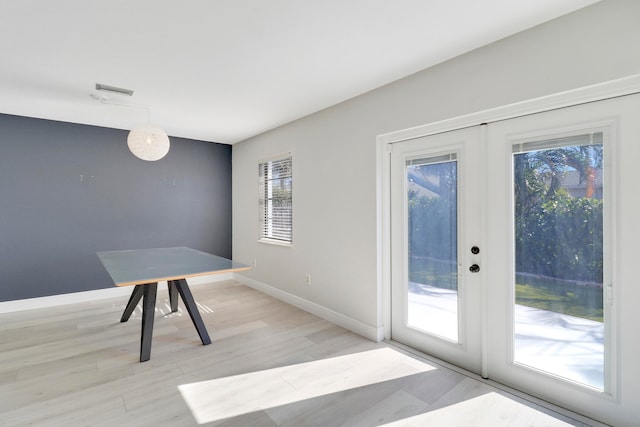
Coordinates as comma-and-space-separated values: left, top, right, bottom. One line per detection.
127, 126, 170, 161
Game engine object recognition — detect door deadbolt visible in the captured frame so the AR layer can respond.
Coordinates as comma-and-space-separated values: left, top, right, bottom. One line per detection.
471, 246, 480, 255
469, 264, 480, 273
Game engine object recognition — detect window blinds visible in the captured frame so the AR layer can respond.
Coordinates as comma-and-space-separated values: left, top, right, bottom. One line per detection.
258, 155, 293, 243
512, 131, 603, 154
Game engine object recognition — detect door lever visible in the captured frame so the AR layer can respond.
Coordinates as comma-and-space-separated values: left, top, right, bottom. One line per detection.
469, 264, 480, 273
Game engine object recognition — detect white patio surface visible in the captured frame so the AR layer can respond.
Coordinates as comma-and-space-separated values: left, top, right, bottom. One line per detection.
408, 283, 604, 390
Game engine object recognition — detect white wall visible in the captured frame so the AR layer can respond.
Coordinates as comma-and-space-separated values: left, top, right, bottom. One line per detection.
232, 0, 640, 338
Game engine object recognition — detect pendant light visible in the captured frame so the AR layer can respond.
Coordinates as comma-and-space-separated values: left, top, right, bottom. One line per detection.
127, 104, 170, 161
127, 125, 170, 161
93, 83, 170, 161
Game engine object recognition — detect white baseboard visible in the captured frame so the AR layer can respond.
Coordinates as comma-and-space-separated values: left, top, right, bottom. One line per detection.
0, 287, 132, 313
188, 272, 233, 285
0, 273, 234, 314
233, 273, 384, 342
0, 272, 384, 344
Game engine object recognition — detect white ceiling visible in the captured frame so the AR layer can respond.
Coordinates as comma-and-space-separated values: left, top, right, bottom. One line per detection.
0, 0, 598, 144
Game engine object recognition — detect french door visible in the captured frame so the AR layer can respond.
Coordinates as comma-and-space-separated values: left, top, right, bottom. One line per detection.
389, 93, 640, 425
390, 127, 483, 374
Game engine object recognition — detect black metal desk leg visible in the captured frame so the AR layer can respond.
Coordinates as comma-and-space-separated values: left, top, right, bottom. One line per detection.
121, 285, 144, 322
168, 280, 179, 312
140, 283, 158, 362
175, 279, 211, 345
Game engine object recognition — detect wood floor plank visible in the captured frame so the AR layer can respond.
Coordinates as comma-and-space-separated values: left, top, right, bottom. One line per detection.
0, 280, 601, 426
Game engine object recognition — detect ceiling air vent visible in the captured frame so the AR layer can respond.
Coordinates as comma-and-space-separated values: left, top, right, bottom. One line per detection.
95, 83, 134, 96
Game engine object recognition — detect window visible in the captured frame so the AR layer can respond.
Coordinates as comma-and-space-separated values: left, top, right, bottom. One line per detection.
258, 154, 292, 244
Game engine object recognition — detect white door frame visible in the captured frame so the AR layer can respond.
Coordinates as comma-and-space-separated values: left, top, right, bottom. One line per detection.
377, 75, 640, 424
377, 73, 640, 344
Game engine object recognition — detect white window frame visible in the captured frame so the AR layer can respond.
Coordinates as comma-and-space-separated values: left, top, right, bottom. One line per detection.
258, 154, 293, 245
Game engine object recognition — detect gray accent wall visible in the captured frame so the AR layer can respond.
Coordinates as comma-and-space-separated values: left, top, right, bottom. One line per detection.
0, 114, 232, 302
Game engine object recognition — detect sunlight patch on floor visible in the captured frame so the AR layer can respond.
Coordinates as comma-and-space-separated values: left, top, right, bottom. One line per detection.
178, 347, 436, 424
379, 392, 577, 427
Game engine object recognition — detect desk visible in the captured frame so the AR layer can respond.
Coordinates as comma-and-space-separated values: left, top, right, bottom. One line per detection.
97, 247, 250, 362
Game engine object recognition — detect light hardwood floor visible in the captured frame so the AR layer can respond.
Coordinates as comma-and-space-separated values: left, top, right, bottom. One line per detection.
1, 280, 603, 426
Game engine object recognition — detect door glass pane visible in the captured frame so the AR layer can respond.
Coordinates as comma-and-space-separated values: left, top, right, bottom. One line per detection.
406, 154, 458, 341
512, 132, 604, 390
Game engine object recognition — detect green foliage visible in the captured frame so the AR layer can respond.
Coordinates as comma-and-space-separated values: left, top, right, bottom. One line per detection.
513, 145, 603, 284
515, 194, 603, 282
408, 192, 457, 263
513, 146, 604, 320
516, 282, 602, 322
407, 143, 604, 321
408, 255, 457, 291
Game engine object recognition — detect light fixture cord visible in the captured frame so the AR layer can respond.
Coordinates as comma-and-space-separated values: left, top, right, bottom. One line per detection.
93, 96, 152, 127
